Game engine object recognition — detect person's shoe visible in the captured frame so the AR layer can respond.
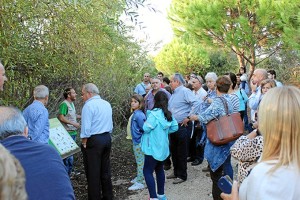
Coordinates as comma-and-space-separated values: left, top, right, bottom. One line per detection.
157, 194, 168, 200
130, 177, 137, 184
149, 198, 159, 200
173, 178, 186, 184
187, 157, 195, 162
191, 159, 202, 166
206, 172, 210, 177
128, 182, 145, 190
202, 166, 210, 172
166, 173, 176, 179
163, 165, 171, 170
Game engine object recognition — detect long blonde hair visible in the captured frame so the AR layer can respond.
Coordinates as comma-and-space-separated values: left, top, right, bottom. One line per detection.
0, 144, 27, 200
259, 86, 300, 172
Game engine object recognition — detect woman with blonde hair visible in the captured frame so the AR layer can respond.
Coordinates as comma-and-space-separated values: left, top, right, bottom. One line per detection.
0, 144, 27, 200
222, 86, 300, 200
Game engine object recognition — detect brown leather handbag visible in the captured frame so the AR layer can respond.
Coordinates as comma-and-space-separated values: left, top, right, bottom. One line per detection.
206, 97, 244, 146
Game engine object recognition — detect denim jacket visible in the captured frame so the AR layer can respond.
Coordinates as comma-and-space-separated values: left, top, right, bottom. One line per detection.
198, 94, 235, 172
130, 110, 146, 145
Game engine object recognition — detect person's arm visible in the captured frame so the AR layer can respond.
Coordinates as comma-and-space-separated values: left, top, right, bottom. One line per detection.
220, 181, 239, 200
142, 112, 157, 134
169, 116, 179, 134
32, 109, 49, 141
135, 111, 146, 135
80, 104, 92, 147
248, 92, 261, 110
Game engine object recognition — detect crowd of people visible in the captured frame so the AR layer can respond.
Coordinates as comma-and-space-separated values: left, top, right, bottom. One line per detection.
0, 59, 299, 200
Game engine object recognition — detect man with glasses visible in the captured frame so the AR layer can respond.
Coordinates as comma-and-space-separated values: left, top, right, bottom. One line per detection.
134, 73, 151, 97
58, 87, 81, 176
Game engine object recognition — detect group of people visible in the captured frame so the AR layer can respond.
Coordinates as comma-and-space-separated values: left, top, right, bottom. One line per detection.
0, 62, 114, 200
132, 69, 299, 200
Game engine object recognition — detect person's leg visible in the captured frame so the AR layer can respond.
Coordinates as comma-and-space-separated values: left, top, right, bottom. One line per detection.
223, 155, 233, 180
209, 165, 223, 200
193, 128, 204, 165
176, 125, 188, 180
133, 143, 145, 184
100, 134, 113, 200
155, 160, 165, 196
170, 131, 178, 177
143, 155, 158, 198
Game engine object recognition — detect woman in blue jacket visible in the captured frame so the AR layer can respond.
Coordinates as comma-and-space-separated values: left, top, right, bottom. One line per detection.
141, 91, 178, 200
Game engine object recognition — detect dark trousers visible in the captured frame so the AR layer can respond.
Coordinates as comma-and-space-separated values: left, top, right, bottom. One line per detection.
170, 124, 189, 180
189, 126, 204, 162
209, 165, 223, 200
143, 155, 165, 198
81, 133, 113, 200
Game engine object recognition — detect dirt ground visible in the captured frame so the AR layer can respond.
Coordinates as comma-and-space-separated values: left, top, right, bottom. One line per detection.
71, 134, 231, 200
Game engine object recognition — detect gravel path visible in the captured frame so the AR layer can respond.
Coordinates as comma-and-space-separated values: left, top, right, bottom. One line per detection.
127, 160, 214, 200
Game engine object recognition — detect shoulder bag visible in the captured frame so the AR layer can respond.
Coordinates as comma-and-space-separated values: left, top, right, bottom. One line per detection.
207, 97, 244, 145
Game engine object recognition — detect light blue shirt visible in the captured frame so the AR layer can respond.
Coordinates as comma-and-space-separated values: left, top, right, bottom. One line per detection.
144, 88, 171, 112
80, 95, 113, 138
168, 85, 200, 123
23, 100, 49, 144
134, 82, 149, 96
248, 86, 262, 121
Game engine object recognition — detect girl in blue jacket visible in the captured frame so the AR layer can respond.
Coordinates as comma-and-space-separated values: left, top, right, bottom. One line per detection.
141, 91, 178, 200
128, 94, 146, 191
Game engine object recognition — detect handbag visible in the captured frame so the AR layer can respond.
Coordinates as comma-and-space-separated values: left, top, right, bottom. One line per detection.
206, 97, 244, 145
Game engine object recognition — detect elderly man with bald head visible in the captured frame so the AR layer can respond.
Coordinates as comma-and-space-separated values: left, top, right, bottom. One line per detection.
248, 68, 268, 122
80, 83, 113, 200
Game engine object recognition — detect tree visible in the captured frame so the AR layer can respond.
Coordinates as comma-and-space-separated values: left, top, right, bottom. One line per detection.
169, 0, 300, 75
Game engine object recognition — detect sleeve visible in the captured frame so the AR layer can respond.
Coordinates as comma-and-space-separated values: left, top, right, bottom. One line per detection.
231, 94, 240, 113
198, 98, 223, 124
143, 112, 158, 134
241, 89, 249, 103
136, 111, 146, 134
32, 109, 48, 141
134, 84, 140, 94
80, 104, 92, 138
230, 135, 263, 162
184, 89, 200, 115
58, 102, 68, 115
248, 92, 261, 110
168, 116, 179, 134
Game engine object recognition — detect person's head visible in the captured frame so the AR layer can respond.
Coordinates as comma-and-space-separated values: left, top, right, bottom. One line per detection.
63, 88, 77, 102
157, 72, 164, 81
260, 79, 276, 95
239, 67, 246, 74
205, 72, 218, 91
0, 107, 28, 140
267, 69, 277, 80
151, 78, 161, 92
153, 91, 172, 121
143, 73, 151, 82
224, 72, 237, 90
170, 73, 185, 91
162, 77, 170, 86
81, 83, 99, 102
33, 85, 49, 105
0, 144, 27, 200
145, 84, 152, 95
251, 68, 268, 85
216, 76, 231, 94
191, 75, 204, 91
236, 73, 242, 85
0, 63, 8, 91
131, 94, 144, 111
259, 86, 300, 172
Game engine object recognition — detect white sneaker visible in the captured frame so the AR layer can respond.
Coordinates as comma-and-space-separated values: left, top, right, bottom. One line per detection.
130, 177, 137, 184
128, 182, 145, 191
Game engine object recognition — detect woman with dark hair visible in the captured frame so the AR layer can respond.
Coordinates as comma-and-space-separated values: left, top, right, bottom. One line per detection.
141, 91, 178, 200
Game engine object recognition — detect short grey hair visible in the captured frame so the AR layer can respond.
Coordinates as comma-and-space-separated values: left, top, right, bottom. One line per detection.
205, 72, 218, 82
0, 107, 27, 140
195, 75, 204, 84
33, 85, 49, 99
83, 83, 99, 94
173, 73, 185, 85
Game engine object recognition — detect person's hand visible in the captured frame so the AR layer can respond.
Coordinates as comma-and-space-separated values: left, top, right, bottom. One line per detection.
207, 98, 213, 104
189, 114, 198, 121
181, 118, 190, 127
220, 181, 239, 200
81, 138, 87, 148
250, 81, 257, 94
73, 122, 81, 129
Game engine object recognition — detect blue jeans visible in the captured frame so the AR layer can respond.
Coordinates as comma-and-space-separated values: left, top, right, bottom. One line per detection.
223, 155, 233, 180
63, 135, 76, 175
143, 155, 165, 198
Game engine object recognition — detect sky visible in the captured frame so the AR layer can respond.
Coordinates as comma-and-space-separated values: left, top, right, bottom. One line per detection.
127, 0, 174, 55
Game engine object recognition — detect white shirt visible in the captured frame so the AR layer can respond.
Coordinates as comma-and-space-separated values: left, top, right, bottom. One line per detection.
239, 161, 300, 200
193, 87, 207, 105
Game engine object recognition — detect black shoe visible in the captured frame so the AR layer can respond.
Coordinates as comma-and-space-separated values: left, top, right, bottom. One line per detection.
191, 159, 202, 166
202, 166, 210, 172
187, 157, 195, 162
173, 178, 186, 184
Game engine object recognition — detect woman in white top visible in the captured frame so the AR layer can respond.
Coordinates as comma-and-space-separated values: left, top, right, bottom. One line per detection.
221, 86, 300, 200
